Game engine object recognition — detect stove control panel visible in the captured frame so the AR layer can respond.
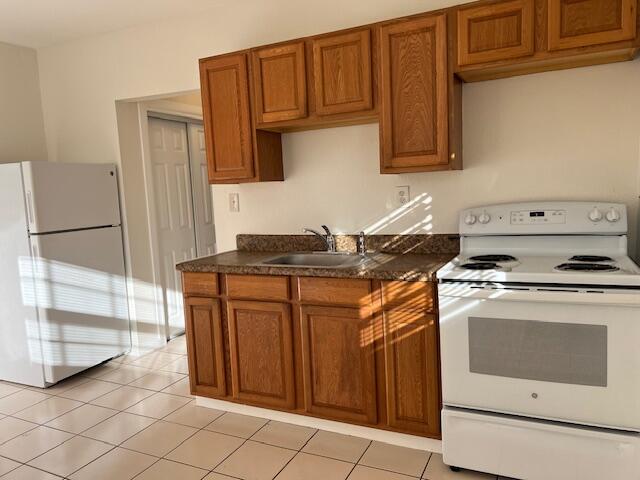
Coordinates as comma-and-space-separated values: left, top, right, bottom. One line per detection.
459, 202, 628, 235
510, 209, 566, 225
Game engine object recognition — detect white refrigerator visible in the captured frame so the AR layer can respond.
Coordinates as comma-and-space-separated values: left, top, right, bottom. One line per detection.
0, 161, 131, 387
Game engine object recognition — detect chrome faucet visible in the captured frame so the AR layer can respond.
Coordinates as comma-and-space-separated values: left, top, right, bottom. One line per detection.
303, 225, 336, 252
358, 231, 366, 256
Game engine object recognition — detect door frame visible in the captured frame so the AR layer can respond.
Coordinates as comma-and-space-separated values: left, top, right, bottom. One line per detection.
137, 100, 205, 340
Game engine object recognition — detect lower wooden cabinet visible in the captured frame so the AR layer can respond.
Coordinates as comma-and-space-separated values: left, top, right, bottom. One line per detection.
184, 296, 226, 396
227, 300, 296, 409
299, 305, 378, 424
181, 272, 442, 438
383, 309, 441, 436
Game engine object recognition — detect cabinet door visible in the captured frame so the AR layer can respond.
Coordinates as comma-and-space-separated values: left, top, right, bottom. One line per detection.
548, 0, 637, 50
184, 296, 226, 396
457, 0, 535, 66
199, 54, 254, 182
383, 309, 440, 436
227, 300, 295, 408
312, 29, 373, 115
379, 14, 450, 173
300, 305, 377, 424
251, 42, 307, 124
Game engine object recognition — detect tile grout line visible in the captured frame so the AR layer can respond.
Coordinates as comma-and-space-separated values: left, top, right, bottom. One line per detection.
344, 438, 373, 480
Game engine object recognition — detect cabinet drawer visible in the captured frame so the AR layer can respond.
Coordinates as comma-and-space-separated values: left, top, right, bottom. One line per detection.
298, 277, 372, 307
381, 281, 434, 312
226, 274, 290, 301
183, 272, 218, 297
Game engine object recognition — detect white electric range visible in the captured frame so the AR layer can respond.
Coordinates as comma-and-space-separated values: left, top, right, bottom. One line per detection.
437, 201, 640, 480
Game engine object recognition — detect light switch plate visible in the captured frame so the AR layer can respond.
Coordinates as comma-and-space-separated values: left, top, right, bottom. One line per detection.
396, 185, 410, 207
229, 193, 240, 212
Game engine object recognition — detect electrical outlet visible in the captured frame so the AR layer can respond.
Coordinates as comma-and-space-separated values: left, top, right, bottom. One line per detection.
395, 185, 410, 207
229, 193, 240, 212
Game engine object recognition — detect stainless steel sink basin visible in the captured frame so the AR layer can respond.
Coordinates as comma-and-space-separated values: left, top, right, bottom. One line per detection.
260, 252, 367, 268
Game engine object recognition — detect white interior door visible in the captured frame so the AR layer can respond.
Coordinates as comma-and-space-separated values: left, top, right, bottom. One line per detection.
149, 117, 197, 338
188, 123, 216, 256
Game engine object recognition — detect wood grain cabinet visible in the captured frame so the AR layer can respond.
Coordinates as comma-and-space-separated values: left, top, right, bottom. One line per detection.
184, 296, 226, 396
312, 29, 373, 116
383, 309, 441, 436
199, 53, 283, 184
548, 0, 638, 50
227, 300, 296, 408
299, 305, 378, 424
457, 0, 535, 66
251, 42, 307, 124
379, 14, 459, 173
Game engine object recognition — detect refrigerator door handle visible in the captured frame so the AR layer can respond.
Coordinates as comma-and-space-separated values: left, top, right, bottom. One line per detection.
26, 190, 34, 227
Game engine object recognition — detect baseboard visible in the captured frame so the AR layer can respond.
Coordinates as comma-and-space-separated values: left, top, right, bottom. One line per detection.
196, 396, 442, 453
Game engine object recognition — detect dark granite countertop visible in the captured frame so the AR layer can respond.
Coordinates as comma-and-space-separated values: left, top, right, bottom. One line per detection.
176, 250, 455, 282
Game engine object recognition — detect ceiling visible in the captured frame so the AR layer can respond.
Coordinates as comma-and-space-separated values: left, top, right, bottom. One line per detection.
0, 0, 223, 48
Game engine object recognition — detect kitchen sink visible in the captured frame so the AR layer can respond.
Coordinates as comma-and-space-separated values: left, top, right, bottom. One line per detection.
260, 252, 368, 268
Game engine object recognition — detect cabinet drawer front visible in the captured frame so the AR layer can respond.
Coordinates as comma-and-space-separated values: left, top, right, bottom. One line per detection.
226, 274, 290, 301
183, 272, 218, 297
227, 300, 295, 409
298, 277, 372, 307
379, 14, 450, 172
457, 0, 535, 66
200, 54, 255, 182
313, 29, 373, 116
381, 281, 435, 312
251, 42, 307, 124
383, 309, 440, 435
548, 0, 637, 51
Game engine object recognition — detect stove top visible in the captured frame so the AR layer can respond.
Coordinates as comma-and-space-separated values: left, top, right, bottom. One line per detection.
459, 262, 502, 270
555, 262, 620, 272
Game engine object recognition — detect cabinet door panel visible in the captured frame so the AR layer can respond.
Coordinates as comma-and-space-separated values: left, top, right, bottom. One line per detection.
379, 14, 449, 172
200, 54, 254, 182
313, 30, 373, 115
300, 305, 377, 424
384, 309, 440, 435
184, 296, 226, 396
227, 300, 295, 408
252, 42, 307, 124
457, 0, 535, 66
548, 0, 637, 50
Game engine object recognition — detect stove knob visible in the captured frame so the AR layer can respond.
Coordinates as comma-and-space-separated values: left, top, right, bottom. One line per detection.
464, 213, 477, 225
478, 212, 491, 224
605, 207, 620, 223
588, 207, 603, 222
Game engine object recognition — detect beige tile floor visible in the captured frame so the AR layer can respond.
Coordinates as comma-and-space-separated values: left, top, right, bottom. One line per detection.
0, 335, 509, 480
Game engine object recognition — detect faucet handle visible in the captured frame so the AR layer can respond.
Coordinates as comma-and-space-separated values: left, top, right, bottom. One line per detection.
321, 225, 332, 236
358, 231, 366, 255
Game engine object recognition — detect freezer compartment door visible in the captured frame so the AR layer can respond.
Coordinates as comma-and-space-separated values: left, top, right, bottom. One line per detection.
29, 227, 131, 384
22, 162, 121, 234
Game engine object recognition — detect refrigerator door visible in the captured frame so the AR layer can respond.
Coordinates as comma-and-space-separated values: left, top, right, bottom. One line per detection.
29, 226, 131, 384
0, 163, 45, 387
22, 162, 121, 234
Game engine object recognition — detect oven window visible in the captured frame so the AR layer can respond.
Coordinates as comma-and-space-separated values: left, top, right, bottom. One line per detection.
468, 317, 607, 387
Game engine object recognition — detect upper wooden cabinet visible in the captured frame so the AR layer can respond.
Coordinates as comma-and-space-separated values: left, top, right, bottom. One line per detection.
251, 42, 307, 124
200, 54, 255, 182
200, 53, 284, 184
548, 0, 638, 50
312, 29, 373, 116
457, 0, 535, 66
379, 14, 458, 173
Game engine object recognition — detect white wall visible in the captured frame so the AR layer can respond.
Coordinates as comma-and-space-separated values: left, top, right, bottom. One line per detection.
36, 0, 640, 258
0, 41, 47, 163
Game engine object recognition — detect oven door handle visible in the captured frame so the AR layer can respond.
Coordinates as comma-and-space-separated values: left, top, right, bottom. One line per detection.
438, 284, 640, 306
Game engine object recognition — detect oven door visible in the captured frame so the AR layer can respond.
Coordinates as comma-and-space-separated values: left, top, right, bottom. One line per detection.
438, 283, 640, 431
